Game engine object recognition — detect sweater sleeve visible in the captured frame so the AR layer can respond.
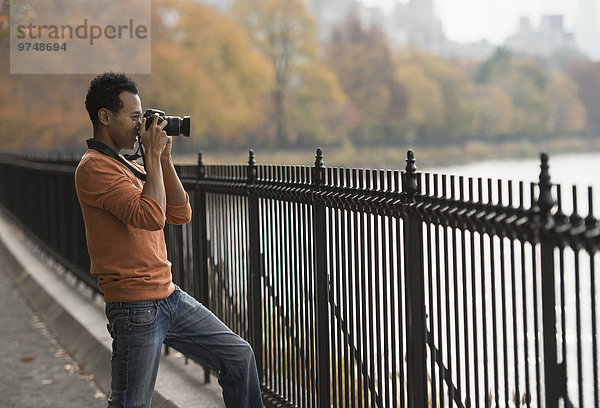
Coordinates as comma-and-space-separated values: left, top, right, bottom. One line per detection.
166, 192, 192, 225
75, 156, 166, 231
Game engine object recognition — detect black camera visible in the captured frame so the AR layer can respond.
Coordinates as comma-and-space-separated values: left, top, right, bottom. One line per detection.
143, 108, 190, 137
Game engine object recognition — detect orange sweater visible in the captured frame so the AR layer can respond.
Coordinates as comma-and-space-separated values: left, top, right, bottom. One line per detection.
75, 149, 192, 302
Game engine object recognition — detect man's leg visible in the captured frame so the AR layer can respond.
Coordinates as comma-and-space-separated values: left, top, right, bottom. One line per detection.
105, 301, 167, 408
164, 287, 263, 408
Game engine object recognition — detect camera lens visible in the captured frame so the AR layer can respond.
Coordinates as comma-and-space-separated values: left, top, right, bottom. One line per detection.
163, 116, 190, 137
142, 109, 190, 137
164, 117, 177, 136
182, 116, 190, 137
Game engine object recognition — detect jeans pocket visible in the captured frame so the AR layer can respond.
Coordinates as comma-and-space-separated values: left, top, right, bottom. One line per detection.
129, 304, 159, 327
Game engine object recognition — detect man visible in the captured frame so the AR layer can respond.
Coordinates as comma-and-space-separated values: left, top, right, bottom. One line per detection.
75, 72, 263, 408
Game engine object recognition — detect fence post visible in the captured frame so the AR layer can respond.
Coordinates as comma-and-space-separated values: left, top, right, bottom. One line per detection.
312, 148, 331, 407
247, 150, 264, 381
402, 150, 428, 408
194, 152, 211, 383
537, 153, 561, 408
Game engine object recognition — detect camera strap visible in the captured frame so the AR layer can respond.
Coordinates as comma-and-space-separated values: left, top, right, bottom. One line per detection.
86, 138, 147, 181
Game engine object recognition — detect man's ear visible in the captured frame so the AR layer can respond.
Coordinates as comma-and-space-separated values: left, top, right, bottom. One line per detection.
97, 108, 110, 126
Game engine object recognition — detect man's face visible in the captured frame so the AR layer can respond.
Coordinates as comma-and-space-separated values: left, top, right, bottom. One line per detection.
107, 91, 142, 152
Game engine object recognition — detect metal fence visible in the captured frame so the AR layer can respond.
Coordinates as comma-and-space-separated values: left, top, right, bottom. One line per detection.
0, 149, 598, 408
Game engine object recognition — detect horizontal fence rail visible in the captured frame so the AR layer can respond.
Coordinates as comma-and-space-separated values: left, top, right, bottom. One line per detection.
0, 149, 599, 408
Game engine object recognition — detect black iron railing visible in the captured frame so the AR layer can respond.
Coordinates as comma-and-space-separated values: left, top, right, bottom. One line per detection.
0, 150, 598, 408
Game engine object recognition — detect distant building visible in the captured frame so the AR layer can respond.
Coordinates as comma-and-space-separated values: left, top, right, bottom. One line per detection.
505, 15, 577, 58
575, 0, 600, 60
441, 39, 495, 62
305, 0, 364, 39
192, 0, 593, 62
386, 0, 445, 54
192, 0, 492, 60
308, 0, 452, 56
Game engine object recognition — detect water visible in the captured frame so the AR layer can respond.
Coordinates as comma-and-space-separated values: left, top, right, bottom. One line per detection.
425, 152, 600, 188
422, 152, 600, 407
425, 152, 600, 219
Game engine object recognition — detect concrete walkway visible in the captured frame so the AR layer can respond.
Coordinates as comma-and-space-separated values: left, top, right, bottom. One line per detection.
0, 262, 106, 408
0, 209, 225, 408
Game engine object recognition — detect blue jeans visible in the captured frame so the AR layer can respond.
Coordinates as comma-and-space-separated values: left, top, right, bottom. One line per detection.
105, 286, 263, 408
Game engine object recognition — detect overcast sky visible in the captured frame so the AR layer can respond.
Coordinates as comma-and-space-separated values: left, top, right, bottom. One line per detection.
360, 0, 583, 44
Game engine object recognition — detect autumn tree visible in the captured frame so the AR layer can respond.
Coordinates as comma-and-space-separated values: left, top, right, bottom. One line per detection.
545, 74, 585, 134
568, 60, 600, 133
0, 0, 7, 40
0, 0, 275, 153
0, 70, 89, 152
475, 49, 550, 137
141, 0, 273, 148
396, 50, 476, 141
472, 84, 514, 138
286, 63, 351, 145
325, 13, 407, 144
395, 57, 445, 139
0, 0, 90, 152
231, 0, 325, 145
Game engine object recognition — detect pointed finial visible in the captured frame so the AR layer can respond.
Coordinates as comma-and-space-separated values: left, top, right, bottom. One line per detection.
585, 186, 597, 231
315, 147, 324, 168
402, 149, 419, 197
248, 149, 257, 184
537, 152, 554, 224
197, 152, 205, 179
312, 147, 325, 185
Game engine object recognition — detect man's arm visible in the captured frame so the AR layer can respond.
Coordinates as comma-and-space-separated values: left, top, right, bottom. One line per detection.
141, 115, 169, 211
75, 155, 167, 231
161, 137, 188, 206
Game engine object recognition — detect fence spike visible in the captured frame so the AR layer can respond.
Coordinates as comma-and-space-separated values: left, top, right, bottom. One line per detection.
313, 147, 325, 185
402, 149, 419, 198
248, 150, 257, 184
197, 152, 205, 179
248, 149, 256, 166
585, 186, 597, 230
538, 152, 555, 225
315, 147, 324, 168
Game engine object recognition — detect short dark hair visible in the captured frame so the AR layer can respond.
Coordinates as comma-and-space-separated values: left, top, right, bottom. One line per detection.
85, 72, 138, 126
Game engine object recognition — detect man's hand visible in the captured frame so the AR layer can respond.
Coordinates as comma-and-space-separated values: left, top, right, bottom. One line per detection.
141, 113, 168, 157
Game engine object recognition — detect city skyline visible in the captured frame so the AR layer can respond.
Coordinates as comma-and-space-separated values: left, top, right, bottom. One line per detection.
360, 0, 582, 44
195, 0, 599, 59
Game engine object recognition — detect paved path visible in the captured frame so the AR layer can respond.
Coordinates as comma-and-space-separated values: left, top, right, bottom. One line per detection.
0, 265, 107, 408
